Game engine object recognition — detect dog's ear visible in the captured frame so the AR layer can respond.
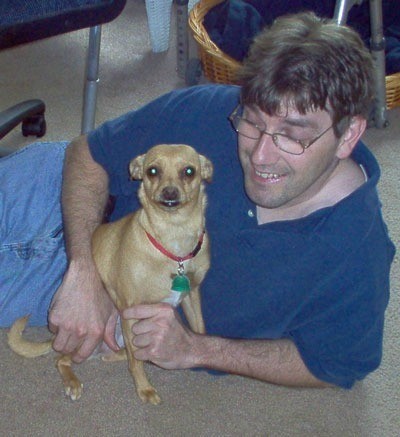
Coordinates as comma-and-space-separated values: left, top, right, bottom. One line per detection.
129, 154, 145, 180
199, 154, 213, 183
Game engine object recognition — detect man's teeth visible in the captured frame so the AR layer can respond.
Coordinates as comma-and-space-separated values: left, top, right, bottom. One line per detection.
255, 170, 280, 180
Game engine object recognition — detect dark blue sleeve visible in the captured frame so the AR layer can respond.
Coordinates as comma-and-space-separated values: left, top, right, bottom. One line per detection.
290, 217, 394, 388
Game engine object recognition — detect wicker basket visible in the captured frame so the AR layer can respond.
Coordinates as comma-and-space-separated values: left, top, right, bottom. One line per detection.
189, 0, 400, 110
386, 72, 400, 110
189, 0, 241, 84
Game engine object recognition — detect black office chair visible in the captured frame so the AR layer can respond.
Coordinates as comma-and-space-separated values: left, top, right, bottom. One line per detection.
0, 0, 127, 156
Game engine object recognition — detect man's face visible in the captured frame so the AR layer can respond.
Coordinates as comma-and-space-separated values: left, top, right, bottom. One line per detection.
238, 105, 342, 211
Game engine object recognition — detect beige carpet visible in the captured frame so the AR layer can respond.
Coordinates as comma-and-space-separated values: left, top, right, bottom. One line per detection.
1, 1, 399, 435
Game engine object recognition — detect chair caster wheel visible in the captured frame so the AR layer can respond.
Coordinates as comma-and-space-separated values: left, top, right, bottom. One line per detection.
22, 114, 46, 137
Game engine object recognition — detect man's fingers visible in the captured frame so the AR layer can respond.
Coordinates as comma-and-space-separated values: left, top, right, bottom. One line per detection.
132, 333, 152, 348
122, 303, 171, 320
131, 319, 155, 335
52, 331, 71, 352
48, 321, 58, 335
133, 347, 150, 362
71, 338, 98, 363
103, 315, 121, 352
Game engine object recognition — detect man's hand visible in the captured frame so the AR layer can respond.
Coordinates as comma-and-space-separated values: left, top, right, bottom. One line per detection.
122, 304, 328, 388
49, 261, 119, 363
122, 304, 198, 369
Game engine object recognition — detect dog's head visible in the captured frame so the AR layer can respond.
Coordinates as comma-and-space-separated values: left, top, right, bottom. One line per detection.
129, 144, 213, 210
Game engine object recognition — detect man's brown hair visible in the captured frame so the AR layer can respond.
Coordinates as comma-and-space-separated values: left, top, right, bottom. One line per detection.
238, 12, 374, 136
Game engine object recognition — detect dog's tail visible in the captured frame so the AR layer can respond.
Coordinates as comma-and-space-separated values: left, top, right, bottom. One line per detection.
7, 315, 53, 358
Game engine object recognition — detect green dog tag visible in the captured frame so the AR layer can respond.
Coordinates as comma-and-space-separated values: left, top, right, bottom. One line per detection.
171, 274, 191, 293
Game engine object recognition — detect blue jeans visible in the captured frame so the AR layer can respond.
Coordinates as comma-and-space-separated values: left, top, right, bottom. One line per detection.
0, 142, 68, 327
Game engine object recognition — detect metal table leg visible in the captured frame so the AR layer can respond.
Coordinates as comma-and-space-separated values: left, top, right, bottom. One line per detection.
334, 0, 388, 128
81, 25, 102, 134
369, 0, 388, 128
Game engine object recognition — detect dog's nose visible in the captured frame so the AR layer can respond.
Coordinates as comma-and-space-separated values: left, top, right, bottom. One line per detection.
161, 186, 179, 202
160, 186, 180, 207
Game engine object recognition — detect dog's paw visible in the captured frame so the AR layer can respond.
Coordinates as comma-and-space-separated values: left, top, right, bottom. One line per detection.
64, 381, 83, 401
138, 387, 161, 405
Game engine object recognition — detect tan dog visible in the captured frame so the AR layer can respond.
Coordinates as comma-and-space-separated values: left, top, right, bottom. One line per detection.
8, 144, 213, 405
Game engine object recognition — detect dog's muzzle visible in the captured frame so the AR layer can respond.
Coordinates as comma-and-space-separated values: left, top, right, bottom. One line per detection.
159, 186, 181, 207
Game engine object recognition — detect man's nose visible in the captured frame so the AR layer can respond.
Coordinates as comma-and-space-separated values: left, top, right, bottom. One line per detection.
251, 133, 280, 165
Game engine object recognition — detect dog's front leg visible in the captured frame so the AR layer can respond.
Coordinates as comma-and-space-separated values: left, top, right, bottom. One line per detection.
181, 286, 205, 334
56, 354, 83, 401
121, 318, 161, 405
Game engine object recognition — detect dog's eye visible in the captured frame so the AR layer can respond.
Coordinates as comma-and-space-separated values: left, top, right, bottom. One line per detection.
183, 166, 196, 178
146, 167, 158, 177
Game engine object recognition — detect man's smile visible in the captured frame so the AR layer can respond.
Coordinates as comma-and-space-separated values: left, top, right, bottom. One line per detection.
254, 169, 283, 182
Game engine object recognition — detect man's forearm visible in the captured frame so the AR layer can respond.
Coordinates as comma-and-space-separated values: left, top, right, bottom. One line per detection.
48, 136, 117, 361
192, 335, 328, 387
61, 135, 109, 262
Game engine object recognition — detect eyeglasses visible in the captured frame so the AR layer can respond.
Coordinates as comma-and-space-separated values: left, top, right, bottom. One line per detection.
229, 105, 333, 156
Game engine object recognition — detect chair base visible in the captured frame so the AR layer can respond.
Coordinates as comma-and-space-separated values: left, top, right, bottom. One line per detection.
0, 100, 46, 141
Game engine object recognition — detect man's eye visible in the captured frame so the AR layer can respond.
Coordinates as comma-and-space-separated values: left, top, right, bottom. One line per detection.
243, 110, 264, 127
279, 128, 311, 141
146, 167, 158, 177
244, 119, 264, 133
183, 166, 196, 178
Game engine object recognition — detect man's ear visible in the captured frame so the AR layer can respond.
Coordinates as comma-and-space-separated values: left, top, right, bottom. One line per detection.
129, 154, 145, 180
336, 116, 367, 159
